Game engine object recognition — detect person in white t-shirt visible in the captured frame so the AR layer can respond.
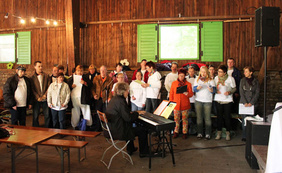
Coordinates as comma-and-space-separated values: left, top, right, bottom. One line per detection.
130, 71, 146, 111
164, 62, 178, 99
214, 65, 236, 141
193, 66, 216, 140
142, 61, 161, 113
3, 66, 32, 126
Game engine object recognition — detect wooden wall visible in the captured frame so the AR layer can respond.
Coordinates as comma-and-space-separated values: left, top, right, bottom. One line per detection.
0, 0, 66, 70
80, 0, 282, 71
0, 0, 281, 71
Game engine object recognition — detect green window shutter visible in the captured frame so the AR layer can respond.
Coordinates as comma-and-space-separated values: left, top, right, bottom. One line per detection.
137, 24, 158, 62
201, 22, 223, 62
17, 31, 31, 64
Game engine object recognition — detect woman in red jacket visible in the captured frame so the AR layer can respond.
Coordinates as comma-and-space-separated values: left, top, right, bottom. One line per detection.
169, 68, 193, 139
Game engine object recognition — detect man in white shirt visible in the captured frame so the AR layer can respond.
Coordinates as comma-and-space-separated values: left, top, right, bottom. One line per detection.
164, 62, 178, 99
3, 66, 32, 125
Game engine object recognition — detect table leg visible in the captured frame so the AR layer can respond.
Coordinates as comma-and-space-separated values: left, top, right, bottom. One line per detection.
60, 147, 64, 173
162, 131, 165, 158
11, 144, 15, 173
36, 145, 39, 173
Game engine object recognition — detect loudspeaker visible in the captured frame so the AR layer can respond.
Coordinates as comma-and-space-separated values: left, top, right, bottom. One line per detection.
245, 121, 270, 169
255, 6, 280, 47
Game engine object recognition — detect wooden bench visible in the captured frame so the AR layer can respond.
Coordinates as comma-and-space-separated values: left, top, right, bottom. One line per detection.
252, 145, 268, 173
1, 125, 101, 162
40, 139, 88, 173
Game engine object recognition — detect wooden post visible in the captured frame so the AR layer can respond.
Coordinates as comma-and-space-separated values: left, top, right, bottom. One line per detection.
65, 0, 80, 75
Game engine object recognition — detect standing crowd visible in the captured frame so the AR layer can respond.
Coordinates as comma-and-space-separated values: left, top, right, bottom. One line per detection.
3, 58, 259, 147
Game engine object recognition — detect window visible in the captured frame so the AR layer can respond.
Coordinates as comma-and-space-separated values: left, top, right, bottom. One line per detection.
0, 31, 31, 64
0, 34, 16, 63
159, 24, 199, 60
137, 21, 223, 62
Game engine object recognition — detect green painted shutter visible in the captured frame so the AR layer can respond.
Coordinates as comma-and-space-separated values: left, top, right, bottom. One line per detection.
137, 24, 158, 62
17, 31, 31, 64
201, 22, 223, 62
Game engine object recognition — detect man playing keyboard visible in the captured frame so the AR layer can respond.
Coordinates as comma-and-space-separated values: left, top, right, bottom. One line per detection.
105, 82, 150, 157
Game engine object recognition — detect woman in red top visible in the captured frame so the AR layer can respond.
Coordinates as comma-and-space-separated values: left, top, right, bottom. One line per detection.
169, 68, 193, 139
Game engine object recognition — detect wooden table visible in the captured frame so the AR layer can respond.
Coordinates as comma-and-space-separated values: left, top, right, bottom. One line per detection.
4, 124, 101, 161
0, 127, 58, 173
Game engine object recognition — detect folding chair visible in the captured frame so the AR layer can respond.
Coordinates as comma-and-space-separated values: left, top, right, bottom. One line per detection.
97, 110, 133, 169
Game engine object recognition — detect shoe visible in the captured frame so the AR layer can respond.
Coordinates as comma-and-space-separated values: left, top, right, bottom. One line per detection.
182, 134, 188, 139
205, 134, 211, 140
197, 134, 203, 139
173, 132, 179, 138
127, 147, 138, 156
241, 138, 246, 142
226, 131, 231, 141
215, 131, 222, 140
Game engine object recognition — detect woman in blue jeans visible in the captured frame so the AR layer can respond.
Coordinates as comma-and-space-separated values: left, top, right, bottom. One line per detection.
194, 66, 216, 140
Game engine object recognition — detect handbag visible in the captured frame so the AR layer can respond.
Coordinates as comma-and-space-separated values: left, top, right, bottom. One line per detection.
0, 127, 10, 138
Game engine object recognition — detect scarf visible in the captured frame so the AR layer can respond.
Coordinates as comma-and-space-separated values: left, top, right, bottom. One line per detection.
246, 76, 254, 86
177, 78, 186, 87
217, 74, 228, 86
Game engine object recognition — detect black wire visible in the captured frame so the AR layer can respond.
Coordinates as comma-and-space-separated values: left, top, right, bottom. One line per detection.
173, 143, 245, 153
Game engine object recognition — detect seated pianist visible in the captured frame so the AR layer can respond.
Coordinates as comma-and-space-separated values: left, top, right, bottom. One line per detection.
105, 82, 150, 157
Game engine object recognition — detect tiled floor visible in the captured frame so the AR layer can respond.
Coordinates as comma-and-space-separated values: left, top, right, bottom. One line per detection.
0, 114, 257, 173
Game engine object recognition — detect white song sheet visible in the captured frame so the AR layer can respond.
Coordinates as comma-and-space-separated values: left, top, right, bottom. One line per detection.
239, 103, 254, 115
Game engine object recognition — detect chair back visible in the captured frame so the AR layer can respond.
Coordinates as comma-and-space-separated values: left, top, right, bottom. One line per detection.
97, 110, 112, 139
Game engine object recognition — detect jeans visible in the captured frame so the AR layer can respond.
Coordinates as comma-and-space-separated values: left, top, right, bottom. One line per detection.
51, 109, 66, 129
33, 101, 50, 127
131, 103, 144, 111
10, 107, 27, 126
195, 101, 212, 135
215, 102, 232, 131
145, 98, 159, 113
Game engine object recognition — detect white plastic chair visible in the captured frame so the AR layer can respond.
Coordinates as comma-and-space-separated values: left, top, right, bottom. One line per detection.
97, 110, 134, 169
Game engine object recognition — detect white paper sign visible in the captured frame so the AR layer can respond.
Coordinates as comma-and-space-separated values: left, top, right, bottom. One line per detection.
239, 103, 254, 115
73, 75, 82, 87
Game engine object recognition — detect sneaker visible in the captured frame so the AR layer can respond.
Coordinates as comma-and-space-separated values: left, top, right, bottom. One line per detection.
197, 134, 203, 139
205, 134, 211, 140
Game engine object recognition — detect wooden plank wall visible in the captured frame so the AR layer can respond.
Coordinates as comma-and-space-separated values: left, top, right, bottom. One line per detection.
80, 0, 282, 71
0, 0, 66, 70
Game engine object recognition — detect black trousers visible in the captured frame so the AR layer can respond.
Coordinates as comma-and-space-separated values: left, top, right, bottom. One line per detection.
215, 102, 232, 131
10, 107, 27, 126
127, 126, 149, 154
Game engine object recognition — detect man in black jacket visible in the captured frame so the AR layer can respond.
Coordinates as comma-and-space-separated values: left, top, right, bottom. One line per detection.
106, 82, 149, 157
3, 66, 32, 125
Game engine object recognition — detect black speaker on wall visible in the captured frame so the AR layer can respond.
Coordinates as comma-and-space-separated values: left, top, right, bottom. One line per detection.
255, 6, 280, 47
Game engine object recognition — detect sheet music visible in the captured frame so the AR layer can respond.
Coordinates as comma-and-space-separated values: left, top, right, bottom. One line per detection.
73, 75, 82, 87
161, 102, 177, 119
154, 100, 169, 116
239, 103, 254, 115
217, 85, 228, 100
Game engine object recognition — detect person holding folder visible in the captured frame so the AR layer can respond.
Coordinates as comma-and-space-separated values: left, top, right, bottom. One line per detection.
169, 68, 193, 139
239, 66, 260, 141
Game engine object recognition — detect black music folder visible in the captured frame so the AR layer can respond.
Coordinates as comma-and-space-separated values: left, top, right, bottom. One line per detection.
176, 85, 187, 94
